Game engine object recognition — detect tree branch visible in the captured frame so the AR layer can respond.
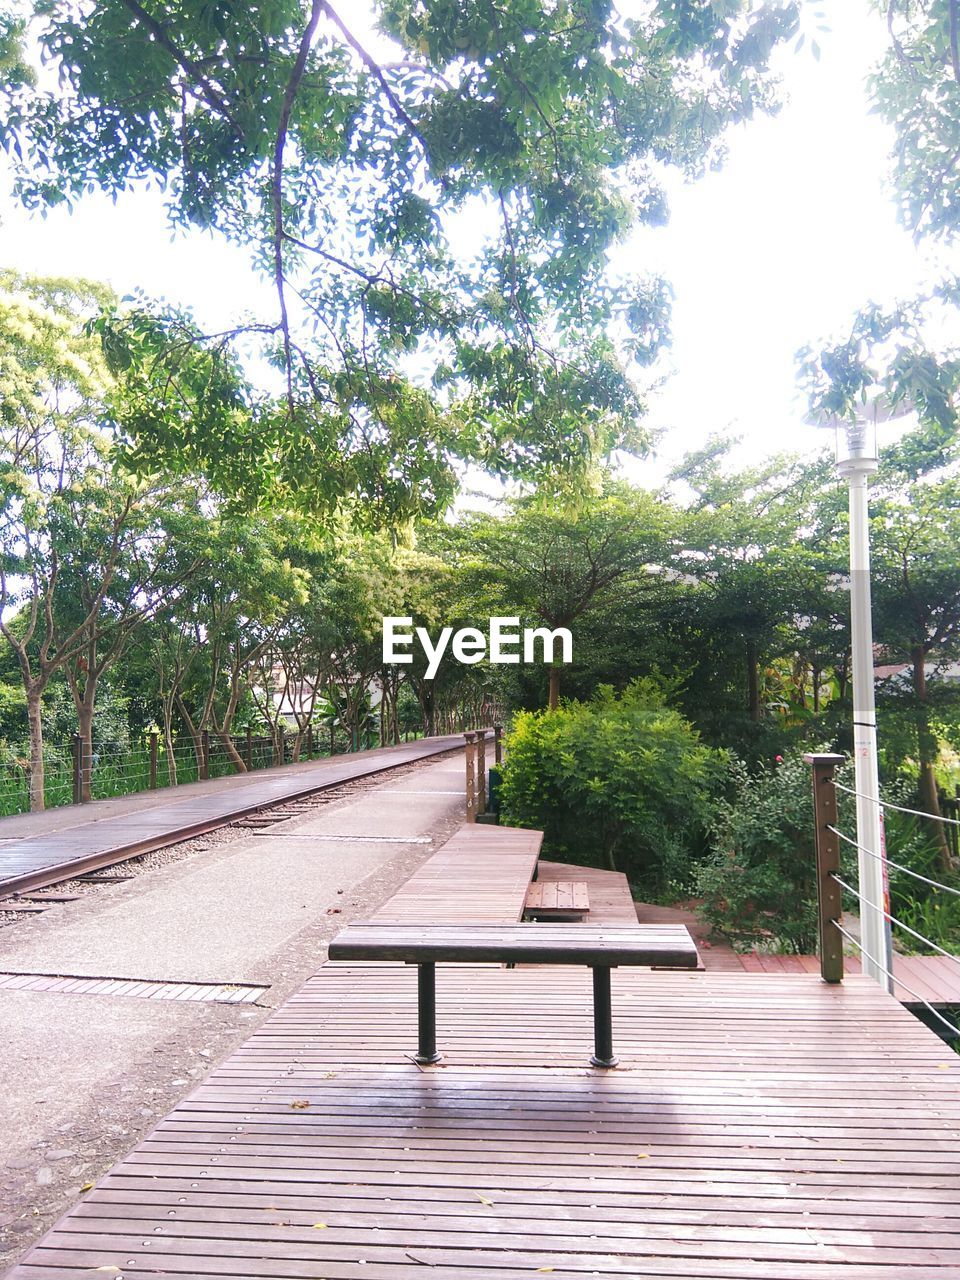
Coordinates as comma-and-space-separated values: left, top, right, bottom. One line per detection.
320, 2, 447, 190
118, 0, 245, 136
273, 0, 326, 415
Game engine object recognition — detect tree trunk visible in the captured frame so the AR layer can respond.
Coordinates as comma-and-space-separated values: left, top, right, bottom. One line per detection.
26, 690, 45, 812
746, 640, 761, 722
216, 730, 247, 771
912, 648, 952, 870
812, 664, 821, 715
175, 695, 204, 777
548, 666, 561, 710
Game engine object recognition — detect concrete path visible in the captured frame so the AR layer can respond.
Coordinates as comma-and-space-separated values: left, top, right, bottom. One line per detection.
0, 754, 466, 1271
0, 735, 463, 894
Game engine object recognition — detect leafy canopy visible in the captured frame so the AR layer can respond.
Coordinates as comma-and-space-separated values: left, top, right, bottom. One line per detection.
1, 0, 801, 520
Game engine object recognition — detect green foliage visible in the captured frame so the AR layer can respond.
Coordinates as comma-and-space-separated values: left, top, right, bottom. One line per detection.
0, 0, 801, 513
498, 680, 725, 895
881, 794, 960, 953
697, 752, 851, 953
871, 0, 960, 244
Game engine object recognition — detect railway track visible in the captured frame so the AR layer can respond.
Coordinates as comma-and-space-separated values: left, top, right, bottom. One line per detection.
0, 737, 464, 918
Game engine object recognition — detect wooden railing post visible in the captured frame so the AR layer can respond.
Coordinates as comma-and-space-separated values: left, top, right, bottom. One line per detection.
804, 752, 846, 984
493, 723, 503, 766
477, 729, 487, 815
149, 731, 159, 790
465, 731, 477, 821
200, 729, 210, 781
71, 733, 82, 805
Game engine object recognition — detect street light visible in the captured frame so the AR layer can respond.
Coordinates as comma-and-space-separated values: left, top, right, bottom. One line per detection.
810, 394, 910, 994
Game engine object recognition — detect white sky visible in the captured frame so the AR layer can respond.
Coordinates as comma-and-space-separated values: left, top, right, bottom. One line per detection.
0, 0, 952, 484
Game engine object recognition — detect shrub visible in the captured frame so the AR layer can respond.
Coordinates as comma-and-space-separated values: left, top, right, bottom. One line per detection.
498, 680, 725, 896
696, 752, 833, 953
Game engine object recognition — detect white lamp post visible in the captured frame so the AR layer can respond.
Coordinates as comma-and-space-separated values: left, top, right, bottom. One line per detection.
813, 396, 902, 993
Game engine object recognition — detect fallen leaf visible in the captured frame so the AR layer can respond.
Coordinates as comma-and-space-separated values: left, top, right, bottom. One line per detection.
79, 1182, 95, 1193
290, 1100, 310, 1110
537, 1269, 555, 1273
313, 1222, 327, 1229
635, 1153, 650, 1160
474, 1193, 494, 1206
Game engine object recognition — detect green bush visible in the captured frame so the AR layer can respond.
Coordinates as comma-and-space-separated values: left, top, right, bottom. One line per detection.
697, 752, 960, 956
498, 681, 725, 896
696, 752, 835, 953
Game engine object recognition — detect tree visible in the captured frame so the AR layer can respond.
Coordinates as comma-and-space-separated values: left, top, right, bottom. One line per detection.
1, 1, 802, 517
869, 465, 960, 867
182, 515, 309, 769
0, 272, 136, 808
55, 482, 204, 798
664, 444, 839, 753
450, 483, 671, 708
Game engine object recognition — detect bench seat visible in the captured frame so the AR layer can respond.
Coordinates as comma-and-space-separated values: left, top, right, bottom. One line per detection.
329, 922, 699, 1067
329, 922, 696, 967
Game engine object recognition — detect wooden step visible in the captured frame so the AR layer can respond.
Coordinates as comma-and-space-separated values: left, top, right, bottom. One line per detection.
524, 879, 590, 917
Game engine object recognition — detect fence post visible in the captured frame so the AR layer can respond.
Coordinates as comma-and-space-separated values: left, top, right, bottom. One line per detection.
200, 729, 210, 781
306, 724, 313, 759
804, 753, 846, 984
477, 729, 487, 815
465, 731, 477, 822
493, 723, 503, 766
149, 732, 158, 790
71, 733, 82, 805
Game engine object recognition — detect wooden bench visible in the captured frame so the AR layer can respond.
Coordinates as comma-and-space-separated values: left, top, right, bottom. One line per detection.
524, 879, 589, 919
328, 922, 699, 1068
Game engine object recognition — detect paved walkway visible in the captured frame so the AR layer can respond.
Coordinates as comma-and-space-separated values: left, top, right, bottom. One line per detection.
0, 756, 468, 1270
0, 736, 464, 896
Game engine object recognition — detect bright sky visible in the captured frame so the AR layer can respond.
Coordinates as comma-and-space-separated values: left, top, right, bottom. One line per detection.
0, 0, 951, 483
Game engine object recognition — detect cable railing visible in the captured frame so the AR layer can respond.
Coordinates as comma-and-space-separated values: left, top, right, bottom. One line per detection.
833, 780, 960, 829
806, 752, 960, 1043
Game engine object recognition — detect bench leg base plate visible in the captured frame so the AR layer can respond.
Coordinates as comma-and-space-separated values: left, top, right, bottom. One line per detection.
414, 1051, 443, 1065
590, 1053, 619, 1069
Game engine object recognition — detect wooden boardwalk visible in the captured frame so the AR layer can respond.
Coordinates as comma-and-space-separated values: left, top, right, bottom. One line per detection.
9, 826, 960, 1279
635, 900, 960, 1008
371, 824, 542, 924
0, 735, 463, 898
10, 965, 960, 1279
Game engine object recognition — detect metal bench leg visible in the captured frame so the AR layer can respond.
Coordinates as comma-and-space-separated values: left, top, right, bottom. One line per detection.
415, 962, 442, 1064
590, 966, 618, 1068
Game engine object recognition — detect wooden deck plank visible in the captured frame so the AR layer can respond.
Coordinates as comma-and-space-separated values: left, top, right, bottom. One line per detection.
11, 959, 960, 1280
371, 825, 542, 924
